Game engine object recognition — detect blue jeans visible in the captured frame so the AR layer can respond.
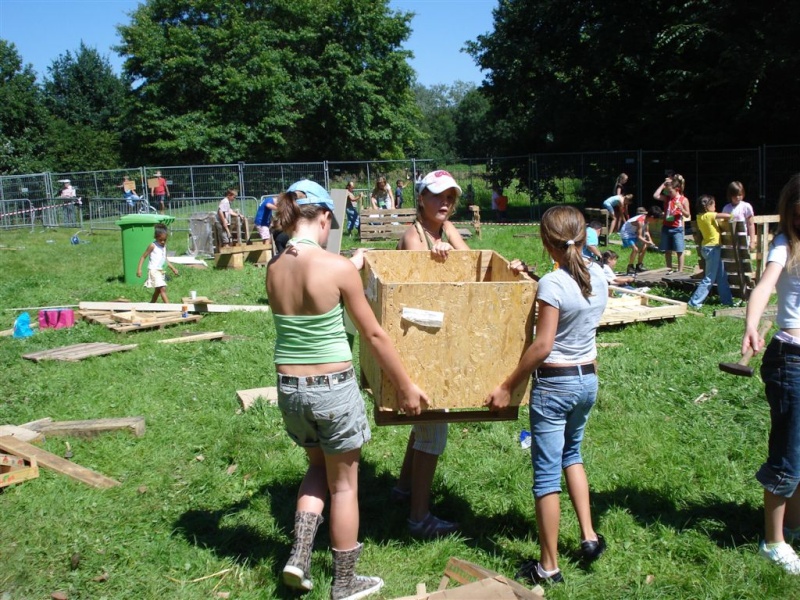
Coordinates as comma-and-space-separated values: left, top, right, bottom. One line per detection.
756, 339, 800, 497
689, 245, 733, 307
346, 206, 360, 234
529, 372, 598, 498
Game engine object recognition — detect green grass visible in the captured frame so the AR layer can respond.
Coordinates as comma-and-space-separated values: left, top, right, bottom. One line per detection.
1, 226, 798, 599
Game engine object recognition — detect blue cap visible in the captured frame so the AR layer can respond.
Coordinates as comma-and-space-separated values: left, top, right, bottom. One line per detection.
287, 179, 339, 229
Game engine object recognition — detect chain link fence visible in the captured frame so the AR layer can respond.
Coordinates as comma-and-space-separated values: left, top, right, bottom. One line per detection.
1, 146, 797, 231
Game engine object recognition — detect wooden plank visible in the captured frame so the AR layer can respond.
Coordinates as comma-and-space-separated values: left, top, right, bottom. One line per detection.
215, 240, 272, 255
17, 417, 53, 429
0, 436, 120, 488
374, 407, 519, 426
79, 301, 270, 314
0, 425, 43, 443
0, 452, 27, 468
237, 387, 278, 410
26, 417, 146, 438
23, 342, 138, 362
157, 331, 226, 344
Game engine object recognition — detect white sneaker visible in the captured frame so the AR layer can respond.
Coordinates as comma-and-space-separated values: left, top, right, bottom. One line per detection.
759, 541, 800, 574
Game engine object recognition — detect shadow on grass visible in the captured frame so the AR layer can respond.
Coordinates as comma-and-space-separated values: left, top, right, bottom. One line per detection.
105, 274, 124, 283
591, 485, 762, 549
171, 455, 537, 590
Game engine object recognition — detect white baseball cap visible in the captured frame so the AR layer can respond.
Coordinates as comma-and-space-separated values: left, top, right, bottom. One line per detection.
417, 170, 462, 196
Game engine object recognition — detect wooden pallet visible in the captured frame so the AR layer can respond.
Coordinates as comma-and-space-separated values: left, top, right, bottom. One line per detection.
79, 309, 201, 332
22, 342, 138, 362
359, 208, 417, 241
601, 287, 687, 326
0, 451, 39, 488
0, 436, 120, 488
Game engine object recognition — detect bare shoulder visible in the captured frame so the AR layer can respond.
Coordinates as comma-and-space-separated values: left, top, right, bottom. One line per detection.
444, 221, 469, 249
398, 225, 425, 250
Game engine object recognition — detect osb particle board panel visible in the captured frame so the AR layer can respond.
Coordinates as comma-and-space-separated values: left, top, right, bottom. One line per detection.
360, 251, 536, 412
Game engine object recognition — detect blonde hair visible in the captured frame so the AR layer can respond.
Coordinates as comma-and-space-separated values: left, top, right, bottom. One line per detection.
671, 174, 686, 193
777, 174, 800, 273
540, 206, 592, 298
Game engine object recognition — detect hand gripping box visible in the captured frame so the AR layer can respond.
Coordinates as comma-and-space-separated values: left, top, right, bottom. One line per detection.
359, 250, 537, 416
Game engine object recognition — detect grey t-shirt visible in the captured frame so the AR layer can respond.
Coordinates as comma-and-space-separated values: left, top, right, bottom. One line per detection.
536, 261, 608, 364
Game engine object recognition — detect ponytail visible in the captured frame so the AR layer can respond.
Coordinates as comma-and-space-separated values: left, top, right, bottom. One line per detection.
541, 206, 593, 298
273, 191, 326, 234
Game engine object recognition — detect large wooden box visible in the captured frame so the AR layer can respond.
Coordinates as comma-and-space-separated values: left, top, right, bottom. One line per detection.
360, 250, 537, 414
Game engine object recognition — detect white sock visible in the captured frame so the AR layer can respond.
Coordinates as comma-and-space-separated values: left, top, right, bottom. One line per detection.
536, 562, 560, 578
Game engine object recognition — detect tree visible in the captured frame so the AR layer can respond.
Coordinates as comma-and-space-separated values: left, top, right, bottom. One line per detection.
0, 40, 49, 174
116, 0, 422, 164
466, 0, 800, 155
41, 43, 125, 170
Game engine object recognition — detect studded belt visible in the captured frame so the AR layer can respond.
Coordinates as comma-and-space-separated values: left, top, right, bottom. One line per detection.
278, 367, 355, 387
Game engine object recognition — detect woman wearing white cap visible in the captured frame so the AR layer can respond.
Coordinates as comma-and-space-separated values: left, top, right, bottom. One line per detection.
392, 170, 468, 538
268, 179, 428, 599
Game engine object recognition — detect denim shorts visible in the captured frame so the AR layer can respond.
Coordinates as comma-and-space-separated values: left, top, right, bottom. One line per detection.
278, 368, 371, 454
756, 339, 800, 497
621, 236, 636, 249
659, 226, 685, 253
412, 423, 448, 456
529, 372, 598, 498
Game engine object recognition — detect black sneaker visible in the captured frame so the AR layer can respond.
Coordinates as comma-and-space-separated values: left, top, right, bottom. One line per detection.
626, 266, 636, 275
580, 534, 607, 562
635, 264, 649, 273
515, 558, 564, 585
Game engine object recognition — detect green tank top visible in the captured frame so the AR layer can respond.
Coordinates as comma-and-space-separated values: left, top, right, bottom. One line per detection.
272, 238, 352, 365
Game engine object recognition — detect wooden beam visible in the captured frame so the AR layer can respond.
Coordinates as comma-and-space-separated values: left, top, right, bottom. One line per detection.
24, 417, 146, 438
157, 331, 226, 344
0, 436, 120, 488
0, 425, 44, 443
79, 301, 270, 314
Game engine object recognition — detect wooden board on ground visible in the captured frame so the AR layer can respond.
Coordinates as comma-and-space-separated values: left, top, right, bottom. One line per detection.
181, 296, 214, 304
79, 310, 201, 333
24, 417, 146, 438
601, 287, 687, 327
0, 425, 44, 443
79, 301, 270, 314
22, 342, 138, 362
0, 451, 39, 488
158, 331, 226, 344
391, 557, 544, 600
0, 436, 120, 488
237, 387, 278, 410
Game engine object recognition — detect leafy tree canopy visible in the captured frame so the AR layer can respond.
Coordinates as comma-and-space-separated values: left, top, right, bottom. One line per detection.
43, 42, 126, 131
466, 0, 800, 153
0, 40, 49, 174
116, 0, 423, 164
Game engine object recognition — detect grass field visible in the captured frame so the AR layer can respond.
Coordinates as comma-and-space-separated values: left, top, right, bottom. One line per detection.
1, 225, 797, 599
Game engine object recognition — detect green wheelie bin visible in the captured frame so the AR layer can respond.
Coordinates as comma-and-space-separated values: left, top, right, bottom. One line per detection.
115, 214, 175, 285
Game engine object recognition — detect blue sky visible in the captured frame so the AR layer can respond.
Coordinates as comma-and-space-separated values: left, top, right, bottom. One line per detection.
0, 0, 495, 87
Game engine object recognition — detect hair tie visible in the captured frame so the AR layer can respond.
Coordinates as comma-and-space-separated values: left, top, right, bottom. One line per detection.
565, 239, 575, 246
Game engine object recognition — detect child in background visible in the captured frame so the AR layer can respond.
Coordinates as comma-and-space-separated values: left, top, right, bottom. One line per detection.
370, 177, 394, 210
742, 173, 800, 574
395, 179, 405, 209
620, 206, 662, 275
613, 172, 629, 196
688, 195, 733, 309
345, 181, 363, 236
216, 188, 243, 248
583, 220, 603, 262
136, 223, 179, 303
268, 179, 428, 599
602, 193, 634, 234
486, 205, 609, 585
654, 175, 691, 272
254, 194, 276, 241
601, 250, 637, 289
722, 181, 757, 252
